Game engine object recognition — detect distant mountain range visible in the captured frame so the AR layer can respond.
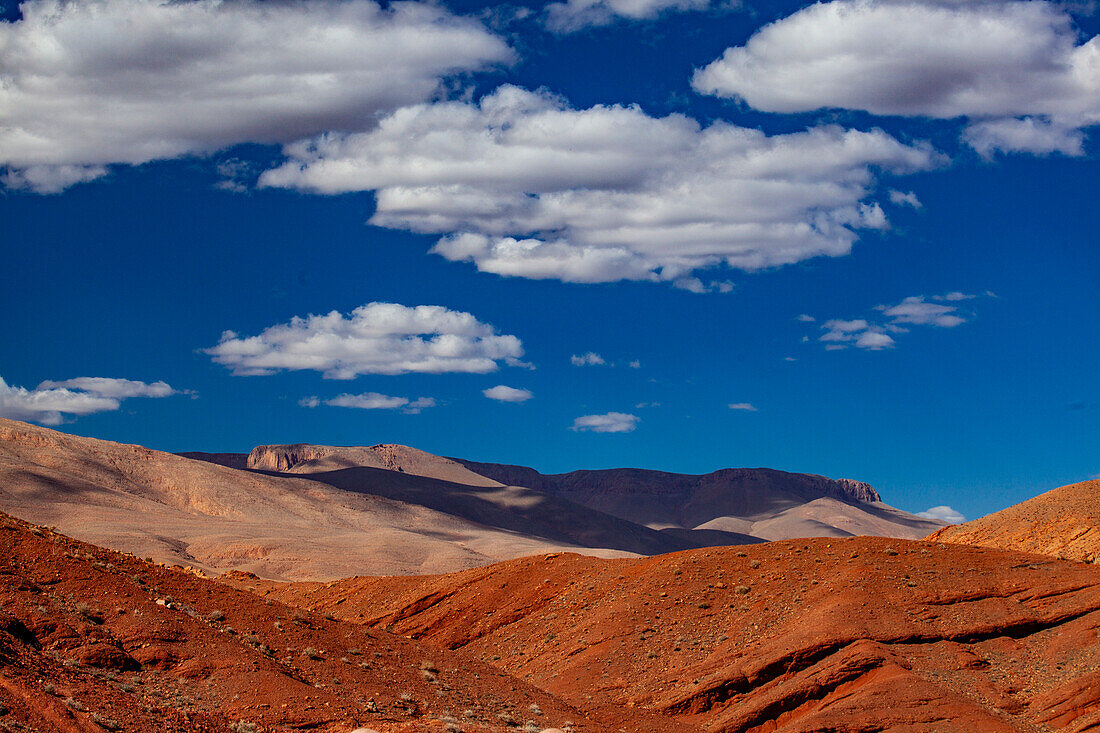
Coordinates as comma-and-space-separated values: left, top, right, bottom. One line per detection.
1, 418, 941, 581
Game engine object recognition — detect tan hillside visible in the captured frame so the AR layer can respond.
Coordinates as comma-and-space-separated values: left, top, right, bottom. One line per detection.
0, 418, 644, 581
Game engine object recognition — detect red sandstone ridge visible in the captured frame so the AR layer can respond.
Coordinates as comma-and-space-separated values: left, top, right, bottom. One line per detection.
263, 539, 1100, 732
928, 478, 1100, 564
0, 510, 673, 732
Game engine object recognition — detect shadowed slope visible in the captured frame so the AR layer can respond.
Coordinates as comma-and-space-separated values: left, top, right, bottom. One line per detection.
454, 460, 943, 540
267, 465, 691, 556
929, 478, 1100, 564
266, 538, 1100, 732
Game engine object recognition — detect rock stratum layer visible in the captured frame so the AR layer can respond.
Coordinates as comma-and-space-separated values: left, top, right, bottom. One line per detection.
264, 537, 1100, 733
928, 478, 1100, 564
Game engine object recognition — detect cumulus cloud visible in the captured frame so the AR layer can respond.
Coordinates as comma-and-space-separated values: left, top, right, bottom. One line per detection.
261, 85, 938, 286
728, 402, 758, 411
301, 392, 436, 413
0, 375, 179, 425
571, 352, 607, 366
796, 314, 816, 322
205, 302, 525, 379
693, 0, 1100, 154
571, 412, 640, 433
483, 385, 534, 402
544, 0, 731, 32
818, 293, 979, 350
0, 0, 511, 191
918, 505, 966, 524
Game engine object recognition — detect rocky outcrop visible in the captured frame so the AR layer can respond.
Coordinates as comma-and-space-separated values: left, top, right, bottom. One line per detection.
246, 443, 332, 472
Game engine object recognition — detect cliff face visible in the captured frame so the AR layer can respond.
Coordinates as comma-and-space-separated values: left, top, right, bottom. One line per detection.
247, 443, 332, 472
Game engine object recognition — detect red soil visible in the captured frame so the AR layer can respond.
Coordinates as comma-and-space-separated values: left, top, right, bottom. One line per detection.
0, 511, 677, 732
261, 538, 1100, 732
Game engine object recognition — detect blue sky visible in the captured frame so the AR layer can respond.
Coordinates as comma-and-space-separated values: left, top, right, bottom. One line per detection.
1, 0, 1097, 523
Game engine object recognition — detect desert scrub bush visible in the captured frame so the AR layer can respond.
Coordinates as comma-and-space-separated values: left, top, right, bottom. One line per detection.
230, 722, 258, 733
209, 609, 224, 621
496, 710, 516, 725
301, 647, 322, 660
90, 713, 121, 731
529, 703, 542, 716
525, 722, 540, 732
64, 697, 85, 712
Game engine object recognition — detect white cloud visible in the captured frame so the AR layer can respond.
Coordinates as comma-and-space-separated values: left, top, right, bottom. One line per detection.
483, 385, 533, 402
888, 189, 922, 209
820, 292, 978, 350
0, 0, 511, 191
796, 313, 816, 322
878, 295, 967, 327
302, 392, 436, 413
918, 505, 966, 524
205, 302, 525, 379
628, 360, 642, 369
728, 402, 758, 411
854, 330, 896, 350
0, 375, 178, 425
571, 412, 640, 433
693, 0, 1100, 154
37, 377, 177, 399
963, 116, 1086, 157
261, 85, 938, 286
544, 0, 732, 32
571, 352, 607, 366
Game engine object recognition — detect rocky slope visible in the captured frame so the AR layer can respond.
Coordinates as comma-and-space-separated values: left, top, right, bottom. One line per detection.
929, 478, 1100, 564
264, 538, 1100, 733
454, 460, 942, 540
0, 510, 663, 732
